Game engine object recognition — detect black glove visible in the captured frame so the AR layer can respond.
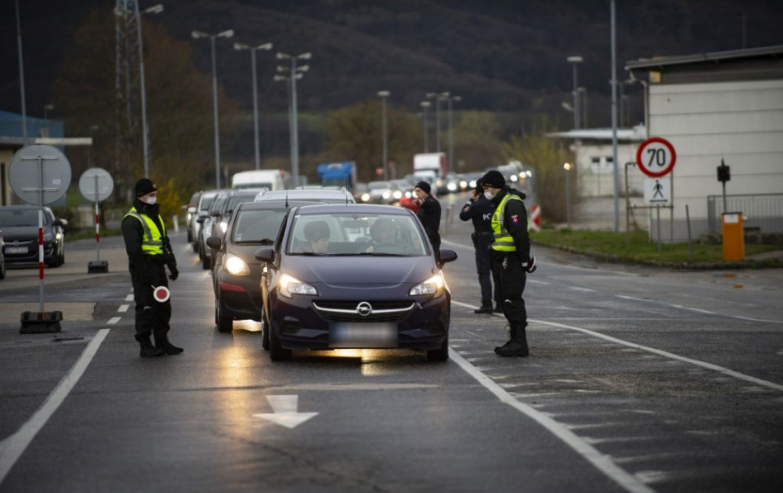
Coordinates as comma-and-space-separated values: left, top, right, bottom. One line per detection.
525, 256, 537, 274
168, 265, 179, 281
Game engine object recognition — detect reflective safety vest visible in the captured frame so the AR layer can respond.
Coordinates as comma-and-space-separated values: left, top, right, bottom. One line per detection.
124, 207, 165, 255
491, 193, 523, 252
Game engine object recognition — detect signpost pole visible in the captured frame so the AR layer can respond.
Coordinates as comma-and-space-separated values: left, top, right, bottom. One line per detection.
37, 156, 44, 312
656, 205, 661, 252
94, 175, 101, 263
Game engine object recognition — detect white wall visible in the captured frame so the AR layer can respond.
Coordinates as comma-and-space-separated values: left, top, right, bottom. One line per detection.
576, 142, 644, 197
648, 79, 783, 239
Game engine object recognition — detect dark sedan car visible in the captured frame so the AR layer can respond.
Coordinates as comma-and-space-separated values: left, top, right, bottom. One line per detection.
0, 206, 67, 267
206, 200, 324, 335
255, 204, 457, 362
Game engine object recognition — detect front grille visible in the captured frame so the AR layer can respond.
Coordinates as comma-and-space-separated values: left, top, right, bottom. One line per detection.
313, 300, 415, 323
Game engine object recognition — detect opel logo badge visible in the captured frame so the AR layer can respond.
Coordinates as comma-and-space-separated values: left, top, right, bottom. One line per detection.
13, 240, 19, 246
356, 302, 373, 317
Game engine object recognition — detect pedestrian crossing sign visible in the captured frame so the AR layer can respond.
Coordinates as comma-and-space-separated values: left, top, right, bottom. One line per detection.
643, 177, 670, 205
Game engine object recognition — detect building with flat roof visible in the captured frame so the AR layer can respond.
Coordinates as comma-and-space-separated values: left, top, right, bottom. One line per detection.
625, 45, 783, 241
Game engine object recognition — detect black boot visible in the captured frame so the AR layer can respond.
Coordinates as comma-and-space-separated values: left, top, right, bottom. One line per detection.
156, 338, 184, 355
494, 326, 529, 357
139, 338, 164, 358
474, 304, 494, 314
494, 304, 503, 313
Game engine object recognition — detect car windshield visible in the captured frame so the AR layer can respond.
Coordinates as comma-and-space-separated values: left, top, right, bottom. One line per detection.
234, 182, 272, 190
199, 195, 216, 212
227, 194, 256, 213
286, 213, 428, 257
232, 209, 289, 244
368, 181, 390, 190
0, 209, 49, 227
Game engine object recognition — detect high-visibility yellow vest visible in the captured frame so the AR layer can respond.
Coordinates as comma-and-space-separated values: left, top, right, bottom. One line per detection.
491, 193, 523, 252
124, 207, 165, 255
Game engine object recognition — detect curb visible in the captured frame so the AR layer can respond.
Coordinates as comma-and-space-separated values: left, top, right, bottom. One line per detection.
531, 241, 783, 271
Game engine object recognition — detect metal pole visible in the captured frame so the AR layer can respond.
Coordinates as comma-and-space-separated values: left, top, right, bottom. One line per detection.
722, 180, 727, 214
447, 97, 454, 172
291, 58, 300, 188
422, 104, 429, 153
625, 162, 630, 247
37, 157, 44, 312
435, 97, 441, 152
211, 36, 221, 189
686, 204, 693, 263
381, 96, 388, 181
611, 0, 620, 232
656, 205, 661, 252
251, 48, 261, 170
565, 168, 571, 229
572, 63, 580, 130
136, 6, 150, 178
94, 175, 101, 263
15, 0, 28, 143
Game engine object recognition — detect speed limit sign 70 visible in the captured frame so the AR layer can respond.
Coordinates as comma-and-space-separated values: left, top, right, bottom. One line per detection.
636, 137, 676, 178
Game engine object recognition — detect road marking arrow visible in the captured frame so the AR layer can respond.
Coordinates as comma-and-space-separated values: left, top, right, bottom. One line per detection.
254, 395, 318, 429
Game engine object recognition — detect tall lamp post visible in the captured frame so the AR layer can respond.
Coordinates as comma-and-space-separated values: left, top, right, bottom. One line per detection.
235, 41, 273, 170
563, 162, 573, 228
426, 92, 449, 152
43, 104, 54, 120
420, 101, 431, 153
117, 3, 164, 179
276, 52, 311, 188
192, 28, 234, 189
444, 94, 461, 171
14, 0, 28, 143
566, 56, 583, 130
378, 91, 390, 180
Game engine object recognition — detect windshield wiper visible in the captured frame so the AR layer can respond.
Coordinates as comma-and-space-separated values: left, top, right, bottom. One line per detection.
236, 238, 274, 244
331, 252, 407, 257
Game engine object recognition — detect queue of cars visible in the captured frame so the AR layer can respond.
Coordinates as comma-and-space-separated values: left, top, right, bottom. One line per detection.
202, 186, 457, 362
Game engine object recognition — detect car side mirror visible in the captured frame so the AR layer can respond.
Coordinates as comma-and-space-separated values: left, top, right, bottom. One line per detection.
254, 247, 275, 264
53, 219, 67, 227
206, 236, 222, 250
209, 210, 221, 217
196, 216, 206, 223
437, 249, 458, 268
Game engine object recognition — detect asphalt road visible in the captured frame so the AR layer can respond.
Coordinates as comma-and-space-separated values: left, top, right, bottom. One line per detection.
1, 207, 782, 493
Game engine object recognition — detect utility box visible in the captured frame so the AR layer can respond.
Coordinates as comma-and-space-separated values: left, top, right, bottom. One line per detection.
721, 212, 745, 261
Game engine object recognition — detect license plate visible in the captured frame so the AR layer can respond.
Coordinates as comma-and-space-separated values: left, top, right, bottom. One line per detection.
6, 247, 28, 254
330, 322, 397, 348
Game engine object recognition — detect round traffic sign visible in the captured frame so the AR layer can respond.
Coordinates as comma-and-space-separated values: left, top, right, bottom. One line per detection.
8, 144, 72, 205
79, 168, 114, 202
153, 286, 171, 303
636, 137, 676, 178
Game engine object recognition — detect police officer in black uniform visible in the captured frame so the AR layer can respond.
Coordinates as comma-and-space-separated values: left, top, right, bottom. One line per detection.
459, 179, 499, 314
482, 170, 536, 357
121, 179, 183, 357
414, 181, 441, 257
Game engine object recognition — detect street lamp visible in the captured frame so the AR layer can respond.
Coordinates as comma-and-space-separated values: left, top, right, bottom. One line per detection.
378, 91, 390, 180
192, 29, 233, 188
563, 163, 573, 229
426, 92, 449, 152
43, 104, 54, 120
14, 0, 28, 143
116, 3, 164, 179
566, 56, 583, 131
420, 101, 431, 153
275, 52, 311, 188
235, 41, 273, 170
444, 94, 461, 171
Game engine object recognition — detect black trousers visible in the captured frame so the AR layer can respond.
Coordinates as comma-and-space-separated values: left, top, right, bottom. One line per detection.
130, 261, 171, 343
491, 253, 528, 341
473, 233, 497, 307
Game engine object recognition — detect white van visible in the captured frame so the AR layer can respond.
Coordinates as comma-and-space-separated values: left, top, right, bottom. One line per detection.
231, 170, 289, 191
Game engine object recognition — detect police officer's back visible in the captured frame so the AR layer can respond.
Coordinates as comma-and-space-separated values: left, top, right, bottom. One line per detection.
459, 180, 498, 313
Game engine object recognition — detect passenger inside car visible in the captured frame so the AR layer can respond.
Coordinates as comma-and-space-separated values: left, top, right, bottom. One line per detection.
298, 220, 331, 254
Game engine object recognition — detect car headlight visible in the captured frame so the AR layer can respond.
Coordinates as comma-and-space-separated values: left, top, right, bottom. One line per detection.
56, 233, 63, 240
510, 174, 518, 182
469, 180, 476, 187
220, 221, 228, 233
409, 274, 445, 297
382, 191, 391, 199
361, 193, 370, 202
447, 183, 457, 191
393, 191, 402, 199
279, 273, 318, 298
225, 254, 250, 276
404, 191, 412, 199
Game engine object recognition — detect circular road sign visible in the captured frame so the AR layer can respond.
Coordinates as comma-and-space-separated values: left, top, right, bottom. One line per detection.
8, 144, 72, 205
79, 168, 114, 202
636, 137, 677, 178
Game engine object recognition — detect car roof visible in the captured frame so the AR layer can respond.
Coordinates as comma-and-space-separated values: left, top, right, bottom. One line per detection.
0, 205, 52, 211
254, 189, 353, 202
234, 199, 326, 211
295, 204, 412, 216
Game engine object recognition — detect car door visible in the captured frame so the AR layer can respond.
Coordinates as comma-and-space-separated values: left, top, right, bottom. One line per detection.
260, 210, 292, 325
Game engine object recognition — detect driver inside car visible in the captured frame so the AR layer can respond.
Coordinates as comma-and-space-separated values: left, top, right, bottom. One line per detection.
365, 217, 403, 254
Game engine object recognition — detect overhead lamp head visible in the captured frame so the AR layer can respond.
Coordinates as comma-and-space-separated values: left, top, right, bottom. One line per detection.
218, 29, 234, 38
440, 91, 450, 98
276, 65, 289, 72
258, 42, 273, 50
298, 52, 312, 60
145, 4, 164, 14
420, 101, 431, 108
297, 65, 310, 72
453, 96, 462, 102
191, 30, 208, 39
234, 42, 249, 50
277, 52, 290, 60
377, 90, 390, 97
273, 75, 288, 81
567, 55, 583, 63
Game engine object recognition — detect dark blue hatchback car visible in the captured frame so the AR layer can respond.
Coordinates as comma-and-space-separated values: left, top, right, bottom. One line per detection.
256, 204, 457, 362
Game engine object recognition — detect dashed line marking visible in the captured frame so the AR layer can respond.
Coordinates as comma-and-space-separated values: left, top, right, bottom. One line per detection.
568, 286, 595, 292
125, 294, 134, 302
671, 305, 714, 315
117, 305, 129, 313
107, 317, 121, 325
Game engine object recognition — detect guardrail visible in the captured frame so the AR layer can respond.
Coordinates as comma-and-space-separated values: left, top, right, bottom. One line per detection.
707, 193, 783, 234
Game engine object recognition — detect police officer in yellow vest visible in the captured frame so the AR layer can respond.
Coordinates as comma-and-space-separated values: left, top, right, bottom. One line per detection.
122, 178, 183, 357
481, 170, 536, 357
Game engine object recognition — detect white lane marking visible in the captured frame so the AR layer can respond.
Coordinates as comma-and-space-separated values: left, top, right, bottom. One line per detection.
449, 349, 656, 493
253, 395, 318, 429
734, 316, 783, 324
616, 295, 644, 301
125, 294, 134, 302
0, 329, 109, 484
528, 279, 551, 285
670, 305, 714, 315
107, 317, 121, 325
569, 286, 596, 292
452, 300, 783, 393
117, 304, 129, 313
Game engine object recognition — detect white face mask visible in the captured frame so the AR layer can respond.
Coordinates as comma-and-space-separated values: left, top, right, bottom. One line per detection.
142, 195, 157, 205
484, 191, 495, 200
